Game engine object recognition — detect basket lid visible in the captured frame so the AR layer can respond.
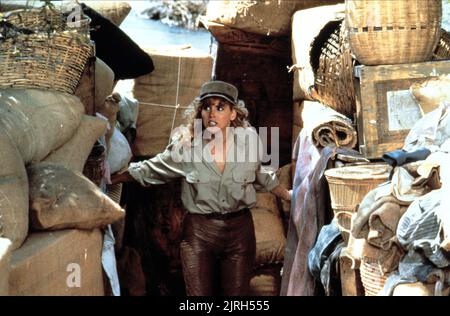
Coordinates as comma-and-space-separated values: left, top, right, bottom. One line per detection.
325, 164, 391, 180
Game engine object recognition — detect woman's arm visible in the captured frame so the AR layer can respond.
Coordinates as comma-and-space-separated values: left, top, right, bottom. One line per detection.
270, 184, 292, 201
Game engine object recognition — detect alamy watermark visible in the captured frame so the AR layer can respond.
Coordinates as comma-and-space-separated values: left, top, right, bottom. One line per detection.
66, 263, 81, 288
170, 119, 280, 170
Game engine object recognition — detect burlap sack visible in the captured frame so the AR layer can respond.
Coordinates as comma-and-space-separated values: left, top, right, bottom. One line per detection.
43, 115, 108, 173
0, 89, 84, 164
28, 163, 125, 231
251, 207, 286, 267
95, 58, 115, 111
0, 128, 29, 251
255, 193, 279, 215
410, 74, 450, 114
133, 48, 213, 156
205, 0, 343, 37
0, 238, 12, 296
249, 269, 281, 296
9, 229, 104, 296
83, 1, 131, 26
276, 164, 292, 220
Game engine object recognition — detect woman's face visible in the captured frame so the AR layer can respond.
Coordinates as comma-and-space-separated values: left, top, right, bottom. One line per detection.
201, 97, 236, 135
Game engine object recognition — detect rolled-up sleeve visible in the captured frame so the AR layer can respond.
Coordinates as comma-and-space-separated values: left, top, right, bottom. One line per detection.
255, 164, 279, 192
128, 141, 185, 186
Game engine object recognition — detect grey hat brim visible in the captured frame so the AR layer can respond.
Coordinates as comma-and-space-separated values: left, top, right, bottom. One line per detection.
199, 93, 237, 106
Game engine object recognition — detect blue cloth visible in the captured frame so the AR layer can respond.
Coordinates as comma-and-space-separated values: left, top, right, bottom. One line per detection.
382, 148, 431, 168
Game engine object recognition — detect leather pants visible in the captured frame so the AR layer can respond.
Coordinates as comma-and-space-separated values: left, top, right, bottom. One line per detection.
180, 209, 256, 296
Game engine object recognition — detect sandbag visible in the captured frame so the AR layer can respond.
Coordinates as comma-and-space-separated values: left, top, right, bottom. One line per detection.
0, 127, 28, 250
249, 269, 281, 296
95, 58, 115, 111
251, 207, 286, 267
83, 1, 131, 26
43, 115, 108, 173
205, 0, 343, 37
133, 47, 213, 156
276, 164, 292, 223
410, 74, 450, 114
28, 163, 125, 231
255, 192, 279, 216
0, 238, 12, 296
0, 89, 84, 164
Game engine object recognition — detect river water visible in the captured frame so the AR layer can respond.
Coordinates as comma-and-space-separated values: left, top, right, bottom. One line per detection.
119, 2, 212, 54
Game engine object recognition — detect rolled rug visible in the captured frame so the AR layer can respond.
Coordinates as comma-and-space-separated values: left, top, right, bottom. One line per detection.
302, 101, 357, 149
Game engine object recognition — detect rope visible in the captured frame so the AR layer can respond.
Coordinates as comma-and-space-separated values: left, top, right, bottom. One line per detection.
138, 101, 190, 110
169, 56, 183, 143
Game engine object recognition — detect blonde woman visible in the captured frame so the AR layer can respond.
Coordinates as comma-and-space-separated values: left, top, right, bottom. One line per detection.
111, 80, 291, 296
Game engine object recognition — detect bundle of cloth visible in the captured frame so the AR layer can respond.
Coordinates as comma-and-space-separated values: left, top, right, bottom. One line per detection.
301, 101, 357, 149
350, 160, 440, 274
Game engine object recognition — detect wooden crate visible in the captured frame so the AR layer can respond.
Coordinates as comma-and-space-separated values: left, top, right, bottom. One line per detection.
354, 60, 450, 159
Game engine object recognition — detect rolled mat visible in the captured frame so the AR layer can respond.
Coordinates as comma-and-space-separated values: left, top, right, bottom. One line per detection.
302, 100, 357, 149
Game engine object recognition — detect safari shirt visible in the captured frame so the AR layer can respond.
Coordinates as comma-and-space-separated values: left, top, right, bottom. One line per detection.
128, 130, 279, 215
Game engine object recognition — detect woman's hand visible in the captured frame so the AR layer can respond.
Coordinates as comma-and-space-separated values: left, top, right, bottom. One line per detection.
110, 170, 134, 185
270, 185, 292, 201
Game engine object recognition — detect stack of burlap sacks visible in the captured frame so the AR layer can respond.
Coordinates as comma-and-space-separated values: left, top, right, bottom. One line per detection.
0, 3, 132, 296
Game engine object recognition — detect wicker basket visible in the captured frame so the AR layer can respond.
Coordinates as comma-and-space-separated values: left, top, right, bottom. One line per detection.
434, 29, 450, 60
83, 149, 105, 187
312, 19, 356, 118
346, 0, 442, 65
106, 183, 123, 204
0, 31, 92, 94
360, 260, 388, 296
325, 164, 391, 211
325, 164, 391, 241
0, 7, 92, 94
334, 210, 353, 243
3, 8, 67, 32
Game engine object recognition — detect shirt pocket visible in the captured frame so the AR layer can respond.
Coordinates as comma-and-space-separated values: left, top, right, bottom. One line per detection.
185, 171, 210, 184
230, 168, 256, 203
232, 169, 256, 184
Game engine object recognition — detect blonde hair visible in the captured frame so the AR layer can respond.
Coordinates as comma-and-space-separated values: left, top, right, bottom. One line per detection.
184, 97, 250, 138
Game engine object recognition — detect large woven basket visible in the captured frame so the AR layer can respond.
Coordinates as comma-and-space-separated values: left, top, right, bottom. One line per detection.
346, 0, 442, 65
312, 19, 356, 118
325, 164, 391, 241
325, 164, 391, 212
0, 8, 92, 94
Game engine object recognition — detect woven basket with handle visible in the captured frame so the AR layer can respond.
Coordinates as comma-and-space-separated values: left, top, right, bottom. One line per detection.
345, 0, 442, 65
